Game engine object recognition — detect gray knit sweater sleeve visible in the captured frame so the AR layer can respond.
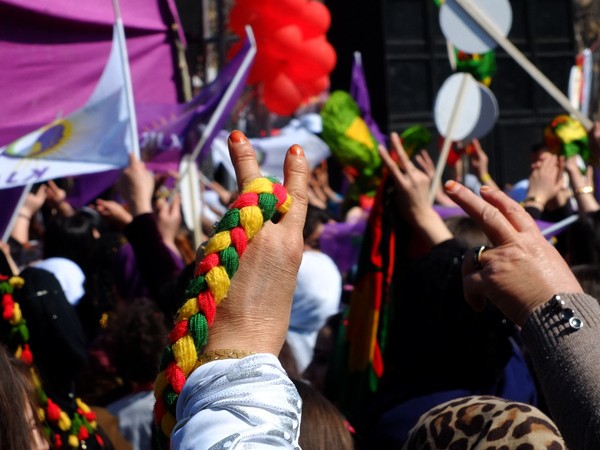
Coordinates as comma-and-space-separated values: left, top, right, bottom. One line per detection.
521, 293, 600, 450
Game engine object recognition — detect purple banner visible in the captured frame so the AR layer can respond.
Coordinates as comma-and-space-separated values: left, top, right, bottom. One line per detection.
350, 52, 386, 146
0, 0, 182, 146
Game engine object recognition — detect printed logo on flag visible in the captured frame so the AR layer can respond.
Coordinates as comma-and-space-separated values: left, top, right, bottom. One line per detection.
5, 119, 73, 159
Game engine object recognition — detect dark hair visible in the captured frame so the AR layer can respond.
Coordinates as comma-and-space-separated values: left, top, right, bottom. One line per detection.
279, 340, 301, 380
104, 298, 168, 385
0, 345, 44, 450
43, 209, 99, 271
303, 205, 332, 242
292, 379, 355, 450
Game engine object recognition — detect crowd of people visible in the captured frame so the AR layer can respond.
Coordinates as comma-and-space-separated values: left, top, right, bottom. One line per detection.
2, 118, 600, 450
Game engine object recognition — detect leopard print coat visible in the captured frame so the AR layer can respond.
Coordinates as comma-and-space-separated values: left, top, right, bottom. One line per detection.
402, 395, 567, 450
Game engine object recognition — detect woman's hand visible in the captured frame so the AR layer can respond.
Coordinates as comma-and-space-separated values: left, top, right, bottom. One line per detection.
564, 156, 599, 213
119, 154, 155, 216
155, 194, 182, 254
445, 181, 583, 326
378, 132, 452, 246
470, 139, 499, 189
205, 131, 309, 355
524, 152, 564, 210
414, 148, 456, 206
93, 199, 133, 230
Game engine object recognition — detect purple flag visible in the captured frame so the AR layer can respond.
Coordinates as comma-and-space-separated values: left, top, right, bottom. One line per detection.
140, 26, 257, 166
67, 27, 257, 205
0, 0, 182, 145
350, 52, 386, 146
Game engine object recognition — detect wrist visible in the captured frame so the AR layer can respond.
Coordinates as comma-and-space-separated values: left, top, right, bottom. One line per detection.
523, 193, 547, 209
130, 203, 152, 217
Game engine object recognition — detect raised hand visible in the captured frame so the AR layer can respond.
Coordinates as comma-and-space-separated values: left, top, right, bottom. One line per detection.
378, 132, 452, 246
205, 130, 309, 355
119, 154, 155, 216
445, 181, 582, 326
93, 199, 133, 230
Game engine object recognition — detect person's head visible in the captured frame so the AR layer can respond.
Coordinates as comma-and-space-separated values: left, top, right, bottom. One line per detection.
279, 340, 301, 380
402, 396, 566, 450
292, 379, 354, 450
303, 205, 332, 249
43, 208, 100, 272
0, 345, 49, 450
444, 215, 491, 250
103, 298, 168, 388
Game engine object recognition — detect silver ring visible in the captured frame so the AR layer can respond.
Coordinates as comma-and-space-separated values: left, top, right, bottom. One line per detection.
473, 245, 486, 270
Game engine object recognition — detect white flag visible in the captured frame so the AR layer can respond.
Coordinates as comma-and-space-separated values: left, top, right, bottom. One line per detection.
0, 25, 132, 188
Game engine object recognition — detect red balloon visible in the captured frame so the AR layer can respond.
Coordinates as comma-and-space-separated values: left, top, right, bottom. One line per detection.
284, 37, 336, 82
278, 0, 306, 14
262, 73, 304, 115
261, 25, 303, 59
296, 75, 330, 98
298, 1, 331, 39
247, 49, 286, 85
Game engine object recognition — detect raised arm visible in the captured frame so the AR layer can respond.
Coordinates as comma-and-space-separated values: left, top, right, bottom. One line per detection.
444, 181, 600, 450
157, 131, 309, 449
378, 132, 453, 247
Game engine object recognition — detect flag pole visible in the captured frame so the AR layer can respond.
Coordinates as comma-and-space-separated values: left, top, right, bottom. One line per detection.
541, 214, 579, 239
1, 184, 32, 243
429, 73, 471, 205
111, 0, 141, 159
178, 26, 257, 179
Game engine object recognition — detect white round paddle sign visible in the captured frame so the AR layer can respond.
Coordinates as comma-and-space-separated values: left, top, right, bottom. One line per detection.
434, 73, 481, 141
440, 0, 512, 54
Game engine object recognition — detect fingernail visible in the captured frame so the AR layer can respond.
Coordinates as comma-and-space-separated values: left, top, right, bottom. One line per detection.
480, 185, 491, 192
229, 130, 247, 143
289, 144, 304, 157
444, 180, 459, 193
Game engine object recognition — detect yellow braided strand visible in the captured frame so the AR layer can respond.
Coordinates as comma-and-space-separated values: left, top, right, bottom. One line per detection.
204, 231, 232, 256
177, 297, 200, 322
244, 178, 274, 194
161, 412, 176, 436
58, 411, 71, 431
205, 266, 231, 304
239, 205, 264, 239
279, 195, 293, 213
68, 434, 79, 448
10, 303, 22, 324
9, 276, 24, 288
154, 371, 168, 395
172, 335, 198, 375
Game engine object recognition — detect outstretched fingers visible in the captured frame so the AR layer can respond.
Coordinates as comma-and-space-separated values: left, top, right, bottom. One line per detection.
444, 181, 517, 246
228, 130, 262, 192
390, 132, 413, 171
378, 144, 405, 184
280, 145, 309, 231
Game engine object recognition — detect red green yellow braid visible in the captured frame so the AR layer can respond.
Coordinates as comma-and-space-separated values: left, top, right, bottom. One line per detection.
0, 275, 103, 449
153, 176, 292, 448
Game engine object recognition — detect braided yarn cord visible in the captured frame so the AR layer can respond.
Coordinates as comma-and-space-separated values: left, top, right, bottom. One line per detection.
153, 177, 291, 449
0, 275, 103, 449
